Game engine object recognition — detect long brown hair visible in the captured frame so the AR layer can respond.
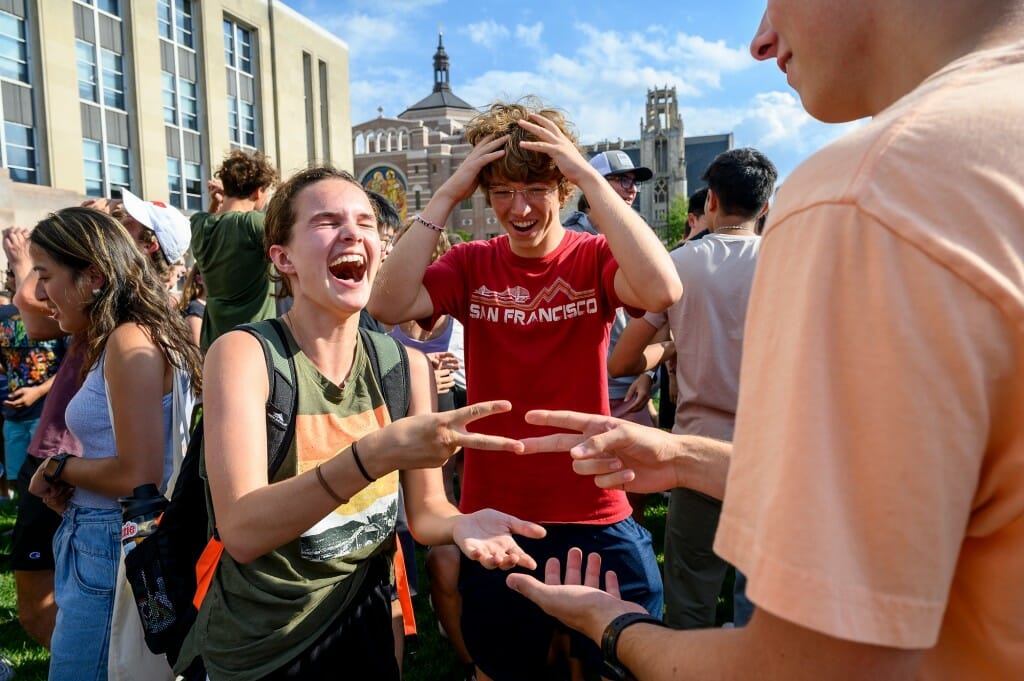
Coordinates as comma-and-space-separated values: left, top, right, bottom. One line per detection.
30, 207, 202, 392
177, 264, 205, 314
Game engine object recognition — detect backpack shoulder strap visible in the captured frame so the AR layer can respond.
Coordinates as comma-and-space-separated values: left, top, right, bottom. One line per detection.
359, 328, 411, 422
237, 318, 298, 478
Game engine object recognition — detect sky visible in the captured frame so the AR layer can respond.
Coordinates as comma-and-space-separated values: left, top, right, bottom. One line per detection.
283, 0, 864, 182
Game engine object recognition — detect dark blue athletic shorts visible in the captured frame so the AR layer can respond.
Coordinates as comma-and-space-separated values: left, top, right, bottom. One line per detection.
459, 516, 663, 681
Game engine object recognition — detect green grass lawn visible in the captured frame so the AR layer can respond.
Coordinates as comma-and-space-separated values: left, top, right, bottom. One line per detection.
2, 494, 726, 681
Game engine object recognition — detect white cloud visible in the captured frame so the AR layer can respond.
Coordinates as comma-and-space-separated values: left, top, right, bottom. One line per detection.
463, 20, 511, 45
515, 22, 544, 49
318, 13, 401, 56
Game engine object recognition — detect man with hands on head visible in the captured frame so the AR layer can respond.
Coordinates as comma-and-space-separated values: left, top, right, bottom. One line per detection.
507, 0, 1024, 679
368, 100, 681, 680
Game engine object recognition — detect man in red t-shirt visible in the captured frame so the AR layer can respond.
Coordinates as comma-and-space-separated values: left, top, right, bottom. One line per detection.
369, 100, 681, 680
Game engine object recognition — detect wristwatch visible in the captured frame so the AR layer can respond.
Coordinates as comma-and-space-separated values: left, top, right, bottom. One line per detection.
601, 612, 666, 681
43, 452, 72, 485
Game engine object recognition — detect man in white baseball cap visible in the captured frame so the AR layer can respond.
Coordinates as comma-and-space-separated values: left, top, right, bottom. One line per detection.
120, 188, 191, 282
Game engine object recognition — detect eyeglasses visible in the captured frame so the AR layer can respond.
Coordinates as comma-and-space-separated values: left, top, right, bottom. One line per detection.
488, 187, 556, 204
609, 175, 642, 190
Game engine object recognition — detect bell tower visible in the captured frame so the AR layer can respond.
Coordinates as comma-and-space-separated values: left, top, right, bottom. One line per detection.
640, 87, 686, 236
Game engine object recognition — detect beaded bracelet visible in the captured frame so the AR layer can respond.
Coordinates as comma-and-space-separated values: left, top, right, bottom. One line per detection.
351, 440, 376, 482
413, 214, 445, 233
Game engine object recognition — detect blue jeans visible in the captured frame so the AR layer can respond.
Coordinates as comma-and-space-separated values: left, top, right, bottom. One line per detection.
49, 503, 120, 681
3, 416, 39, 482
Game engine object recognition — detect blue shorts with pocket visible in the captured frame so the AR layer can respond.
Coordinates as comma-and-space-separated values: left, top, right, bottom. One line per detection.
459, 516, 663, 681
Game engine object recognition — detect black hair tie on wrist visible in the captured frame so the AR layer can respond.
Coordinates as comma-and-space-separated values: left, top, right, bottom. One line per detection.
351, 440, 376, 483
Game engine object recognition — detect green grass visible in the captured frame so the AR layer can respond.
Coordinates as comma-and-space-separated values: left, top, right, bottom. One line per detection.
2, 495, 721, 680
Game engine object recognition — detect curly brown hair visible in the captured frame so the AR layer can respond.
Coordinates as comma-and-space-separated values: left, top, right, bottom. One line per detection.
30, 207, 203, 393
464, 98, 578, 207
215, 150, 279, 198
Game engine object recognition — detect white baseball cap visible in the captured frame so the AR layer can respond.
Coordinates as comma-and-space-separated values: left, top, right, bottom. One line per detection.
120, 189, 190, 264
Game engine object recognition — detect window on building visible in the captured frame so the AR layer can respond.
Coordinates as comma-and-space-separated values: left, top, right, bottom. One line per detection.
161, 0, 203, 210
0, 5, 38, 184
0, 10, 29, 82
100, 48, 124, 109
82, 139, 104, 197
318, 60, 330, 160
460, 198, 473, 210
224, 17, 258, 151
75, 0, 132, 197
415, 190, 421, 211
303, 52, 314, 162
655, 138, 667, 173
76, 40, 98, 102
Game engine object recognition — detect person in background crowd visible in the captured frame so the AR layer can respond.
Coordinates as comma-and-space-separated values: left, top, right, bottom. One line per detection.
0, 267, 64, 503
27, 208, 201, 680
507, 2, 1024, 679
178, 265, 207, 348
609, 147, 776, 629
118, 189, 191, 298
190, 150, 279, 351
2, 226, 85, 653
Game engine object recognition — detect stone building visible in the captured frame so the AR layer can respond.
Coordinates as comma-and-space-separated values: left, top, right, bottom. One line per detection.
353, 44, 733, 241
0, 0, 352, 235
353, 33, 506, 240
583, 87, 733, 237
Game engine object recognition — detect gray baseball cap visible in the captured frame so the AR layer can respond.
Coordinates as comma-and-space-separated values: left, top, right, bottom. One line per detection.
589, 151, 653, 182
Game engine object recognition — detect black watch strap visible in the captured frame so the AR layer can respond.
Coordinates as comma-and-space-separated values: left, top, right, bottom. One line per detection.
43, 453, 71, 484
600, 612, 665, 681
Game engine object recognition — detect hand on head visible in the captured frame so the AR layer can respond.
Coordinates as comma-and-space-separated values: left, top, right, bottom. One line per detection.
516, 113, 591, 187
434, 133, 508, 205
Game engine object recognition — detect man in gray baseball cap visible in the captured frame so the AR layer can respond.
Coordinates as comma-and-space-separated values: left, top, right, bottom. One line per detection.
564, 151, 652, 235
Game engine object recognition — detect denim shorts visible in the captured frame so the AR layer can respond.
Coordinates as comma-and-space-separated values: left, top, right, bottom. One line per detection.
459, 516, 663, 681
49, 503, 120, 681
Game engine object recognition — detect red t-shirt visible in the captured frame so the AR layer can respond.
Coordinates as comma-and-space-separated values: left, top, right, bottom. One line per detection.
424, 230, 633, 524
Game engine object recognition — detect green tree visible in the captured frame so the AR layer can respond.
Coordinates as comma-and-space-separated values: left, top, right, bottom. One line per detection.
665, 194, 690, 247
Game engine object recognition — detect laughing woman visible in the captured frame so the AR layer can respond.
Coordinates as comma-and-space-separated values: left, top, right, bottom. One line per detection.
174, 166, 544, 681
27, 207, 202, 680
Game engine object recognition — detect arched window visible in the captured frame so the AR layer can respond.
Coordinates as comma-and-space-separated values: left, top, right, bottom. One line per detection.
654, 178, 668, 205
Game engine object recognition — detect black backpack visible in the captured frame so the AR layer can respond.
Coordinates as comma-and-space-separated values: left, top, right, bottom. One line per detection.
123, 318, 410, 666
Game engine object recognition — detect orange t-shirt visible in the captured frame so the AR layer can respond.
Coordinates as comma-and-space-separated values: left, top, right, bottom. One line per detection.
715, 42, 1024, 679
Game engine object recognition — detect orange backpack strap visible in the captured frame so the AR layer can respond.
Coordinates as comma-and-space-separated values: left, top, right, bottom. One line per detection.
394, 539, 417, 637
193, 538, 225, 610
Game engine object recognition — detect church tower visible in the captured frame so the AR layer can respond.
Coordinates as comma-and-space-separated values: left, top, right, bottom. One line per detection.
433, 32, 450, 92
640, 87, 687, 235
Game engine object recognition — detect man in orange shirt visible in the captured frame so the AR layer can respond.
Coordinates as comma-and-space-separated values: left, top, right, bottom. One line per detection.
506, 1, 1024, 679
